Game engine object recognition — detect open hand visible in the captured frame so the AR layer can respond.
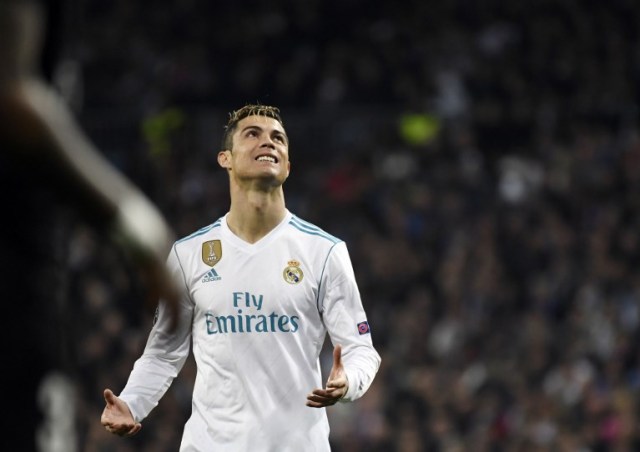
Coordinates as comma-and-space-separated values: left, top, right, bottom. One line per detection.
101, 389, 142, 437
306, 344, 349, 408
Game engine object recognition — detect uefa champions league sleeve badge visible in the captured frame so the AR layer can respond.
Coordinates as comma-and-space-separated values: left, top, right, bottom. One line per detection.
357, 321, 371, 335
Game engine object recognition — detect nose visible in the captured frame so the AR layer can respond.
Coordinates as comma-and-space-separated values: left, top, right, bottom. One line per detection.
260, 136, 276, 149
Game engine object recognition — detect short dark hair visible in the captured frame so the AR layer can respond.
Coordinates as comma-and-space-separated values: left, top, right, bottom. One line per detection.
221, 104, 284, 151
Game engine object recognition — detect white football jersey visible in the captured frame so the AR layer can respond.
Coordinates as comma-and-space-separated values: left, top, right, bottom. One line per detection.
119, 210, 381, 451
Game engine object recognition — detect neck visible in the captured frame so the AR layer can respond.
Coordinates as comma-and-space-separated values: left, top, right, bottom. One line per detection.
226, 186, 287, 243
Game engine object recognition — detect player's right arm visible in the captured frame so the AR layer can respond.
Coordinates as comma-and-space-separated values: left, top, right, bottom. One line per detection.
102, 246, 194, 429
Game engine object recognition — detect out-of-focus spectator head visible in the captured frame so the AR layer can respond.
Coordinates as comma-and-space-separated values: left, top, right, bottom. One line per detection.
0, 0, 44, 82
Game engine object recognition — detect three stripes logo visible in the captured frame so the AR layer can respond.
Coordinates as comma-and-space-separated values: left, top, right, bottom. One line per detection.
202, 268, 221, 283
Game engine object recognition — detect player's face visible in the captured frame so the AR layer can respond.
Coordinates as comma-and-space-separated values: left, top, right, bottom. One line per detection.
219, 115, 290, 187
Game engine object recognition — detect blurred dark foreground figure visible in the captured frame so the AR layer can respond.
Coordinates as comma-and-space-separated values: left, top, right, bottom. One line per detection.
0, 1, 181, 450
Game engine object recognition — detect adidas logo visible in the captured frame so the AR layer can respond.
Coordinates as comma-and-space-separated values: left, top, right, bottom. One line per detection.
202, 268, 221, 283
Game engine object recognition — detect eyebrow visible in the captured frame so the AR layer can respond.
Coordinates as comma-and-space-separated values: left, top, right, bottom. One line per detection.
240, 125, 288, 144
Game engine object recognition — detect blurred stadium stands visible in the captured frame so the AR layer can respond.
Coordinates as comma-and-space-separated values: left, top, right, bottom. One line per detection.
53, 0, 640, 450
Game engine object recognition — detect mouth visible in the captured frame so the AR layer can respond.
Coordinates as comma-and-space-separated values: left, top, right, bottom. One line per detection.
256, 155, 278, 164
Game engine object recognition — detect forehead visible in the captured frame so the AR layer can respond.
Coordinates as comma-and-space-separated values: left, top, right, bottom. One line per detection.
235, 115, 286, 134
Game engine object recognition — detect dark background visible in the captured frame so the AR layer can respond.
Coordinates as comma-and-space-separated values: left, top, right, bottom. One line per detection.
42, 0, 640, 450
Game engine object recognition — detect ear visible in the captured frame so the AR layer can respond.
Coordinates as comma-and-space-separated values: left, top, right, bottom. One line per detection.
218, 150, 231, 169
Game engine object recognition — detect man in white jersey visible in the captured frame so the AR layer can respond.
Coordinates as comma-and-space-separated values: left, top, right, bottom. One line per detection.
101, 104, 381, 451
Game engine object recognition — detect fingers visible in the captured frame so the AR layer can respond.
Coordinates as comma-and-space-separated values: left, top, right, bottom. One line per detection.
128, 423, 142, 436
328, 345, 346, 386
103, 388, 117, 406
306, 390, 340, 408
306, 397, 335, 408
306, 383, 347, 408
104, 422, 142, 437
326, 378, 347, 390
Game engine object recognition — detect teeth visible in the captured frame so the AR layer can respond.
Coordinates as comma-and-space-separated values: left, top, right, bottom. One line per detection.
257, 156, 276, 163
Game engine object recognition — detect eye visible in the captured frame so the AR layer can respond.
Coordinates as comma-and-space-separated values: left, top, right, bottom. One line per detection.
246, 129, 258, 138
273, 134, 285, 143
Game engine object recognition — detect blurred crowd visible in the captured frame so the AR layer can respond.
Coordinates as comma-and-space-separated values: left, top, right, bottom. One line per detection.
54, 0, 640, 450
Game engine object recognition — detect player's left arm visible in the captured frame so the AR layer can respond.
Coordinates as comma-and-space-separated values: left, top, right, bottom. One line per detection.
307, 242, 381, 408
306, 344, 349, 407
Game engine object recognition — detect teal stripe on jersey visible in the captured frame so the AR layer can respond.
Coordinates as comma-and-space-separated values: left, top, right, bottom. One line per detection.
177, 218, 222, 244
316, 241, 341, 313
289, 216, 341, 244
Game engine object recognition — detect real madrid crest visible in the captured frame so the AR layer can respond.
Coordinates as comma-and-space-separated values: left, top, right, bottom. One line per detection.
202, 240, 222, 267
283, 259, 303, 284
